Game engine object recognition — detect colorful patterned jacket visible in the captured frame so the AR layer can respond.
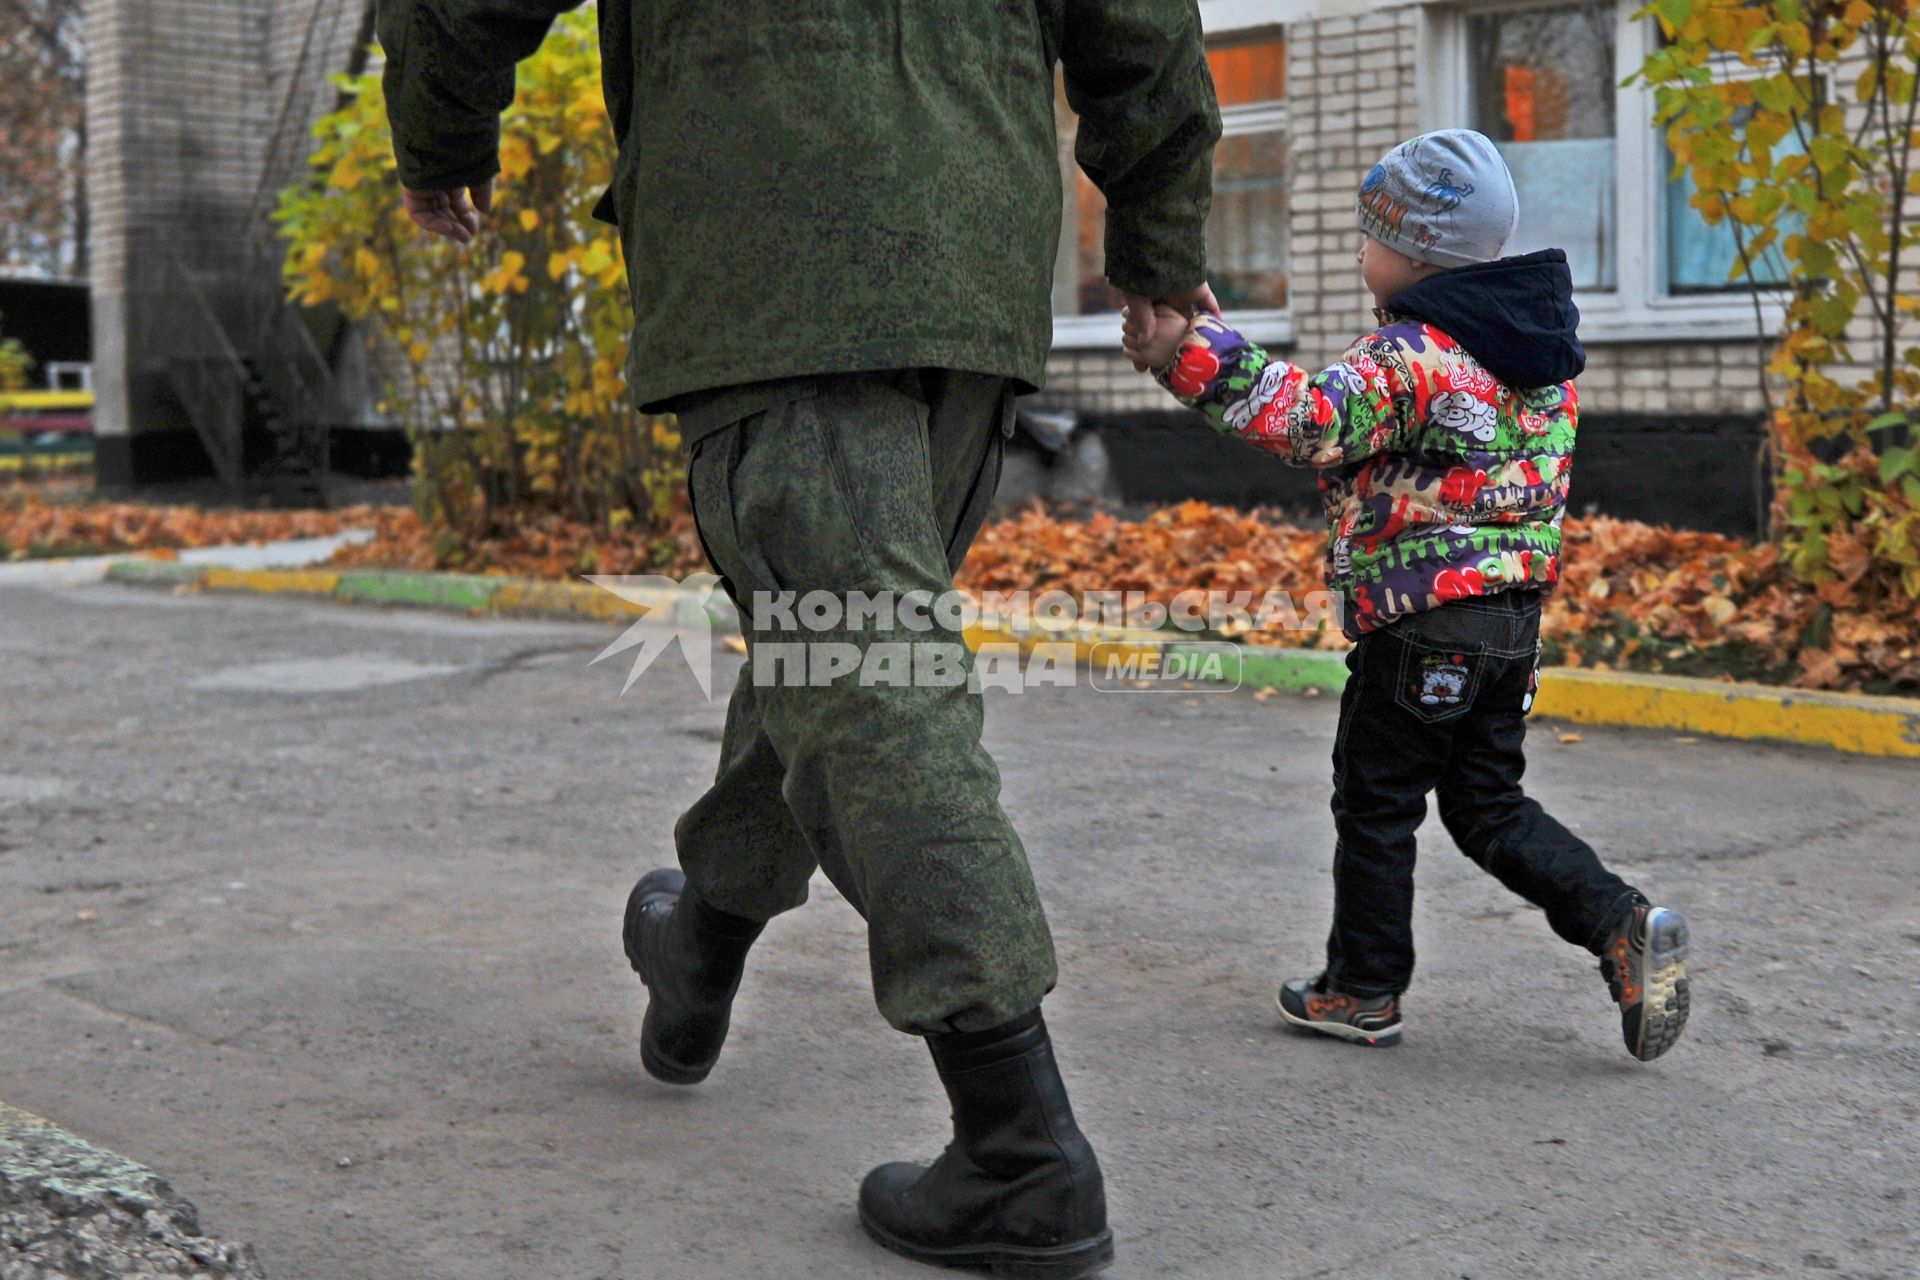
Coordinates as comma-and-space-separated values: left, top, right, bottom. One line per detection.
1154, 249, 1587, 638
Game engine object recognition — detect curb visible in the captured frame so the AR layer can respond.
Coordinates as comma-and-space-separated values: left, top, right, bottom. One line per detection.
105, 562, 1920, 760
106, 561, 742, 629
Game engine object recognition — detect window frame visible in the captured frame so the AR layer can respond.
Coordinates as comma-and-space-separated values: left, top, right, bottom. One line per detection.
1052, 21, 1294, 351
1419, 0, 1786, 343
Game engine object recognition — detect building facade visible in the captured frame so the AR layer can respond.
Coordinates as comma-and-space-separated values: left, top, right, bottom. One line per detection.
1040, 0, 1778, 534
86, 0, 1780, 529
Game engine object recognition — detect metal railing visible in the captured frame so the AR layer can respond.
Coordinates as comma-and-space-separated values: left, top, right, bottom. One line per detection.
143, 3, 372, 503
159, 249, 249, 489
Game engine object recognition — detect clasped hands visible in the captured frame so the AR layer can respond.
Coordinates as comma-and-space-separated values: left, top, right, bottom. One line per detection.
1121, 284, 1218, 375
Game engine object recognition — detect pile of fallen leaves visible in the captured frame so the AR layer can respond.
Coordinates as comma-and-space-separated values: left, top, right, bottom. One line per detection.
324, 506, 709, 579
1, 490, 380, 561
958, 500, 1337, 647
1548, 516, 1920, 692
13, 483, 1914, 693
962, 503, 1920, 692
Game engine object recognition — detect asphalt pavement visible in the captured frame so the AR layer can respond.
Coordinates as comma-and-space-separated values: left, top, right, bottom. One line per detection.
1, 580, 1915, 1279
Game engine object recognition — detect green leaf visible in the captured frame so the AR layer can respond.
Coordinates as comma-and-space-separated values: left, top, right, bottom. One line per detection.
1878, 446, 1918, 486
1752, 77, 1798, 114
1795, 237, 1838, 277
1655, 0, 1692, 26
1858, 63, 1880, 104
1809, 134, 1848, 175
1746, 186, 1786, 220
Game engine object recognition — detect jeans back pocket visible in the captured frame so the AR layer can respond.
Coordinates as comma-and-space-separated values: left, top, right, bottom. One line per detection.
1393, 631, 1486, 723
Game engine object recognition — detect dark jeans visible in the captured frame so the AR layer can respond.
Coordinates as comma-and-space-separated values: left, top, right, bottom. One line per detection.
1325, 591, 1641, 997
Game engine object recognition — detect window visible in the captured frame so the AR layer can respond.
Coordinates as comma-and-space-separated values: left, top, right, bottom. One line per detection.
45, 362, 91, 393
1425, 1, 1786, 342
1664, 105, 1797, 293
1466, 3, 1619, 290
1053, 35, 1290, 347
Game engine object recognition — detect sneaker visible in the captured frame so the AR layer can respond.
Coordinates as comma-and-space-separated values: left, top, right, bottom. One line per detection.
1600, 904, 1691, 1062
1276, 974, 1402, 1047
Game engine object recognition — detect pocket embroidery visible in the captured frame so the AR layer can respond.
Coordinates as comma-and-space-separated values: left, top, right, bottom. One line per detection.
1411, 650, 1473, 709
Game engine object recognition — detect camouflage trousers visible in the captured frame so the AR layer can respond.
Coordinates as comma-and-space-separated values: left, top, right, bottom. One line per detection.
672, 369, 1058, 1035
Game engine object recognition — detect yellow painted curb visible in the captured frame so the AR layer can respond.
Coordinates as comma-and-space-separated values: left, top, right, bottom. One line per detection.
201, 568, 341, 597
1534, 668, 1920, 760
963, 620, 1166, 662
124, 565, 1920, 760
494, 579, 637, 620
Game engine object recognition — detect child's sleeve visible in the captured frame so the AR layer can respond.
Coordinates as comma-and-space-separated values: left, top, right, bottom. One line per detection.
1154, 316, 1409, 469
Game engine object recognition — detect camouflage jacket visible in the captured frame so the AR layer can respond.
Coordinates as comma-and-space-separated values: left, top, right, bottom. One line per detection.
378, 0, 1220, 413
1156, 296, 1581, 638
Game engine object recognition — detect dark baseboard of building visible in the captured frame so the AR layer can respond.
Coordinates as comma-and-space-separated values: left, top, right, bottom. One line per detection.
329, 425, 413, 479
1084, 410, 1769, 539
93, 429, 215, 489
94, 424, 414, 489
1572, 413, 1769, 538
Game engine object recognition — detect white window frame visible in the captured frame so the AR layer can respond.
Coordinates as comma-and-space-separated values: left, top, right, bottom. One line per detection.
45, 362, 92, 392
1419, 0, 1785, 343
1053, 16, 1294, 350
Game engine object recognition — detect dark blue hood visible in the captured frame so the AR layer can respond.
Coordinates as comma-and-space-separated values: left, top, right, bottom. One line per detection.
1385, 248, 1586, 389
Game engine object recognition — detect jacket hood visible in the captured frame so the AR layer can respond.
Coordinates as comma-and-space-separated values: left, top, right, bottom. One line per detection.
1385, 248, 1586, 389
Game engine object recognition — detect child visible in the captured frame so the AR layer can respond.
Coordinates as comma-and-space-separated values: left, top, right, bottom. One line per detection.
1125, 129, 1690, 1061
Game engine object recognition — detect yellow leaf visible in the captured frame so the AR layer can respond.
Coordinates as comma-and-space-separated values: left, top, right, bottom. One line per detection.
500, 135, 534, 180
519, 209, 541, 232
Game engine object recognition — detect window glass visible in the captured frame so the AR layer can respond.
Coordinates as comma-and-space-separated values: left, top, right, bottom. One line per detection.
1056, 40, 1288, 318
1209, 131, 1289, 310
1209, 41, 1286, 107
1665, 108, 1794, 292
1468, 3, 1618, 290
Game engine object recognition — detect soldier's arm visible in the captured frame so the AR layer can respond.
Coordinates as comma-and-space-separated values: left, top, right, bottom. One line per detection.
1058, 0, 1222, 301
378, 0, 583, 194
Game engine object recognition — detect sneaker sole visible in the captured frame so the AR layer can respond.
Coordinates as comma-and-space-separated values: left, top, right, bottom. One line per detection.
1274, 991, 1402, 1048
858, 1207, 1115, 1279
1632, 908, 1691, 1062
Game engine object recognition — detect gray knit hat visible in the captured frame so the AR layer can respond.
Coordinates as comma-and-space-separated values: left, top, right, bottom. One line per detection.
1357, 129, 1519, 268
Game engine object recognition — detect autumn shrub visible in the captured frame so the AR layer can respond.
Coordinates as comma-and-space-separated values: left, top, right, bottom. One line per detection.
0, 311, 31, 394
1638, 0, 1920, 685
274, 7, 681, 566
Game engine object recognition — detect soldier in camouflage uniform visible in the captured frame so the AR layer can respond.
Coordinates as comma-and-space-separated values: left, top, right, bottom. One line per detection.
382, 1, 1219, 1271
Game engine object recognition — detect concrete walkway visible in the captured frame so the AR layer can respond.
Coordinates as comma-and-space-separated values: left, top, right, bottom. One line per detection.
1, 581, 1915, 1279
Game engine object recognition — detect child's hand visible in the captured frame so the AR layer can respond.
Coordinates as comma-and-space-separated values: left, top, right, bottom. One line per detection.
1121, 303, 1191, 374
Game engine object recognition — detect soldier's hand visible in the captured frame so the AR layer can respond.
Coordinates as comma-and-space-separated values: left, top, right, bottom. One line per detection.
404, 180, 494, 244
1122, 283, 1221, 373
1122, 304, 1190, 373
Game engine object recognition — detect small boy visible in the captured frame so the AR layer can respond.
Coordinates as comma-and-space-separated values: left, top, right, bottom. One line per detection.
1125, 130, 1690, 1061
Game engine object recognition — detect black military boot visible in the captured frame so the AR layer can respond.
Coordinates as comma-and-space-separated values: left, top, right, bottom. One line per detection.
859, 1010, 1113, 1278
621, 868, 764, 1085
